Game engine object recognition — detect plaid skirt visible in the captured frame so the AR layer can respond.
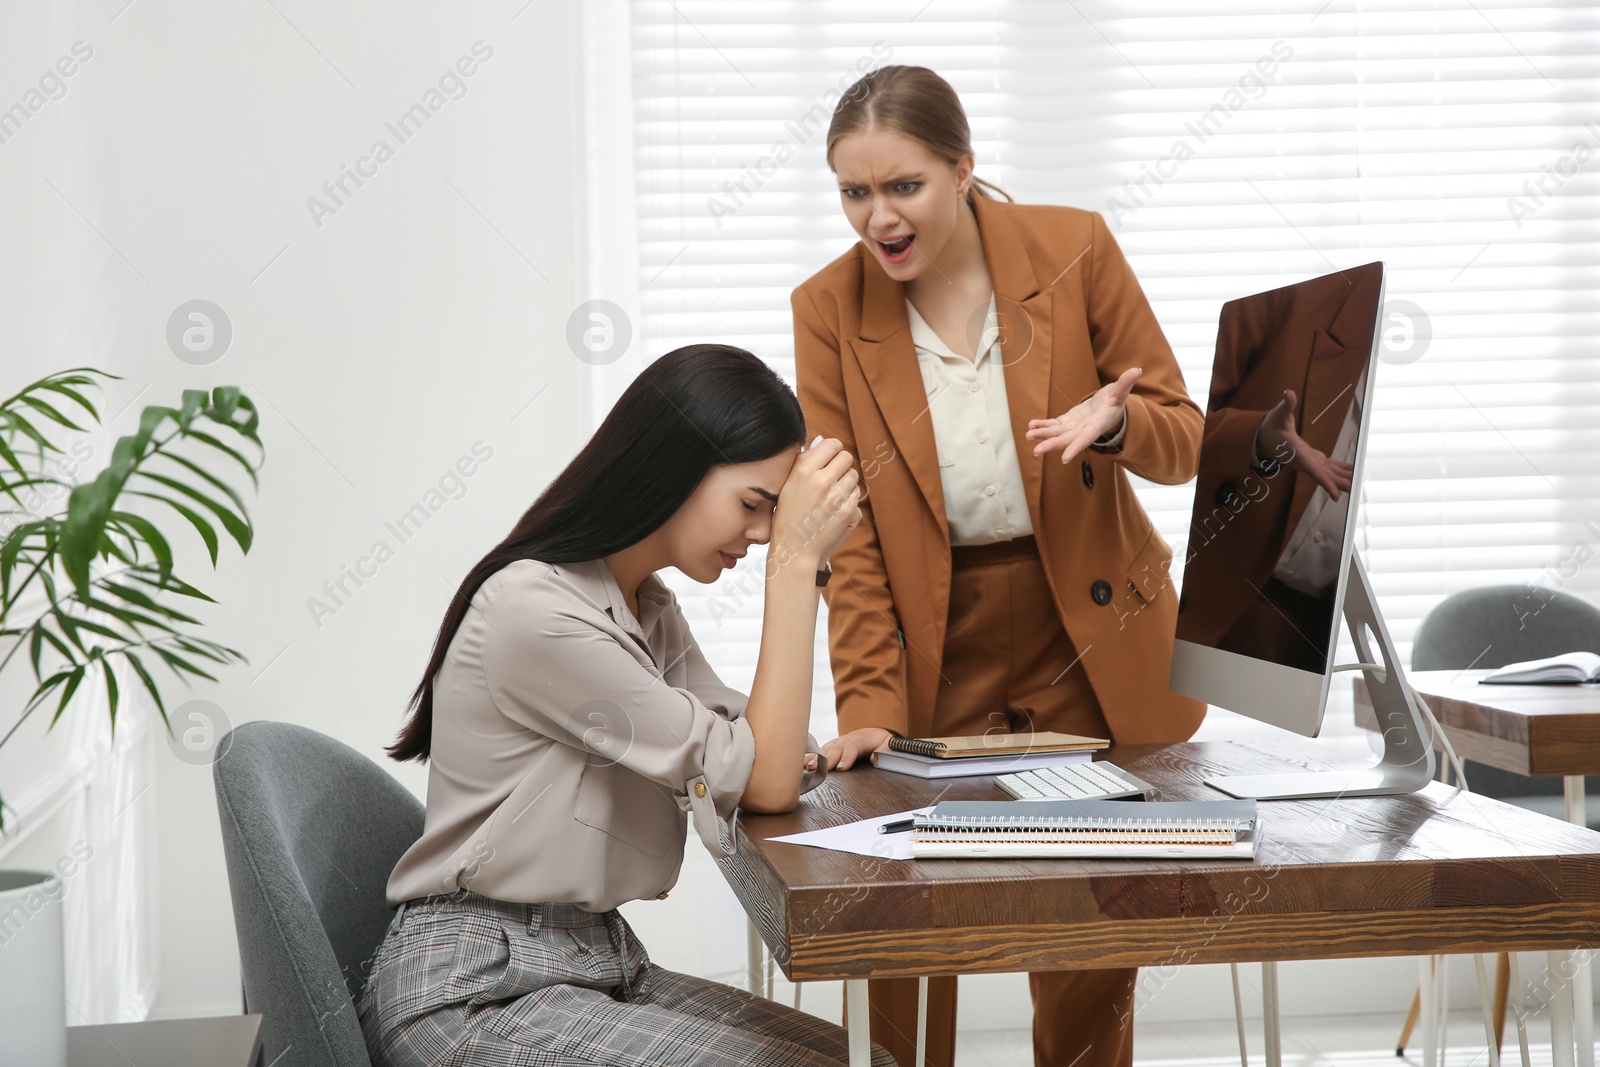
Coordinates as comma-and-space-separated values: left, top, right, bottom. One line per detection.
357, 890, 895, 1067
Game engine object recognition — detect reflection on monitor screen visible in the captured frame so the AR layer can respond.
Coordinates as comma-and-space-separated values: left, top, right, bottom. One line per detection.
1176, 261, 1384, 675
1170, 262, 1386, 740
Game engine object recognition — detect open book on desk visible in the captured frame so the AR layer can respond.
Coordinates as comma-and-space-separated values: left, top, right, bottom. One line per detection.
910, 799, 1259, 860
1480, 651, 1600, 685
871, 730, 1108, 779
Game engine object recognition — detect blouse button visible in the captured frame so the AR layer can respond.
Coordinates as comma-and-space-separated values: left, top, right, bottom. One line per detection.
984, 485, 997, 496
693, 782, 707, 798
977, 432, 987, 444
967, 381, 980, 393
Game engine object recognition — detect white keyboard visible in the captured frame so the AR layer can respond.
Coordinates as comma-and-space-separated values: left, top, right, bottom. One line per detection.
997, 760, 1158, 802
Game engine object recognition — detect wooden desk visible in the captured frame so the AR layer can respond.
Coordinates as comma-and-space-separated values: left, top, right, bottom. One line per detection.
68, 1014, 264, 1066
1355, 669, 1600, 779
719, 740, 1600, 1066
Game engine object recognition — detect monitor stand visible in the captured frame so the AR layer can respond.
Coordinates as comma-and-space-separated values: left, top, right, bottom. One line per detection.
1204, 553, 1437, 801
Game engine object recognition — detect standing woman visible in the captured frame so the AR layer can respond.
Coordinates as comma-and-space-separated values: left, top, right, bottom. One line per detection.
792, 67, 1207, 1067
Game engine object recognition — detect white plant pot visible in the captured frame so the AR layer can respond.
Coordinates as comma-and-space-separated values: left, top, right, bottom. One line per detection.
0, 869, 67, 1067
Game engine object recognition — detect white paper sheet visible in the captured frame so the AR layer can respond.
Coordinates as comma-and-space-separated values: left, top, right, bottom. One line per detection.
767, 807, 935, 861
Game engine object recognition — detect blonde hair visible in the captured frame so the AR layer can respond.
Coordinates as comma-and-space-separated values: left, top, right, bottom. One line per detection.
825, 65, 1013, 205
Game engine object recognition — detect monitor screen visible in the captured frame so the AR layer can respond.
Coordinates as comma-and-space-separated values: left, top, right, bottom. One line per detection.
1170, 262, 1385, 736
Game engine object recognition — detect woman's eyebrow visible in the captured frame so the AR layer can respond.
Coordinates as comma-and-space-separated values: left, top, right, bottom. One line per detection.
838, 172, 923, 189
748, 486, 779, 502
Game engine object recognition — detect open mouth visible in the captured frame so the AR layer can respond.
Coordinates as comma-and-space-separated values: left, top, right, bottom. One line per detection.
877, 234, 915, 262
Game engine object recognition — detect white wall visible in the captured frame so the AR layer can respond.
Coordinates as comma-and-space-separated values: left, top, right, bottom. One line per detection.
1, 0, 594, 1020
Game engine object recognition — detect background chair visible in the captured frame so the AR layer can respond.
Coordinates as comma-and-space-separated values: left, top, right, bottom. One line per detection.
1397, 583, 1600, 1055
1410, 583, 1600, 823
214, 720, 424, 1067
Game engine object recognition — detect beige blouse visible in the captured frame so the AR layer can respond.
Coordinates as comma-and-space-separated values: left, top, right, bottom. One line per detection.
907, 295, 1126, 546
386, 557, 812, 912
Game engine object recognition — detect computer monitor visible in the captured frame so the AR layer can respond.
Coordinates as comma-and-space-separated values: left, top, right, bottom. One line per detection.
1169, 261, 1436, 800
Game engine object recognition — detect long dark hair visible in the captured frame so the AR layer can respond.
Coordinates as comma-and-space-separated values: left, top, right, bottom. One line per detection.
389, 343, 806, 762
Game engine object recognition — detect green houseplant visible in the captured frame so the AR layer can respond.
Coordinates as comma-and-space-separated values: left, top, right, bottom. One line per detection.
0, 368, 262, 1064
0, 368, 264, 828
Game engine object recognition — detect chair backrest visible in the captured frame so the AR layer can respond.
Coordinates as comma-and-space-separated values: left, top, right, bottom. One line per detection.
1412, 584, 1600, 671
213, 721, 423, 1067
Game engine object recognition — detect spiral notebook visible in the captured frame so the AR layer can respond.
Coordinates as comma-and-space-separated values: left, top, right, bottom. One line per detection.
910, 799, 1259, 860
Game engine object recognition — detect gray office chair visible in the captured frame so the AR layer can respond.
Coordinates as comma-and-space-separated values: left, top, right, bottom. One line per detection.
213, 720, 423, 1067
1398, 583, 1600, 1055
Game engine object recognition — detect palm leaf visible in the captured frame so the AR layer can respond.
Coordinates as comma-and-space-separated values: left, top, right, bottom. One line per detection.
0, 372, 262, 825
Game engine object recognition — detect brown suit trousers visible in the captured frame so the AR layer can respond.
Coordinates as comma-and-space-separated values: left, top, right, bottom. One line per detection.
865, 536, 1136, 1067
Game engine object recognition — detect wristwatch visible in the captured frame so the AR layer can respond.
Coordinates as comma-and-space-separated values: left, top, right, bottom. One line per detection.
815, 561, 833, 587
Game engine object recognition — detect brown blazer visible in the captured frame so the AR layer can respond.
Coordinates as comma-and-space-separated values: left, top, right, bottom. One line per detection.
792, 195, 1206, 745
1176, 262, 1382, 646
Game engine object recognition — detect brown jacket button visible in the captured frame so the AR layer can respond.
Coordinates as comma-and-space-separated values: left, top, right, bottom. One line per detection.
1091, 579, 1113, 606
1081, 461, 1094, 489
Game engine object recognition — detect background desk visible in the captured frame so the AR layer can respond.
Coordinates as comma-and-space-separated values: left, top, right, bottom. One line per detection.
1356, 669, 1600, 782
719, 740, 1600, 1067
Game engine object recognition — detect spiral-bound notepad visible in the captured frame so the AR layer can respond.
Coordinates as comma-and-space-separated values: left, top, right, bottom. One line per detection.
910, 799, 1259, 859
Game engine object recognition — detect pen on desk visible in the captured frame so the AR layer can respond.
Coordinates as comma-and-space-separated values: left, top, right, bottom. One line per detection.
878, 818, 916, 835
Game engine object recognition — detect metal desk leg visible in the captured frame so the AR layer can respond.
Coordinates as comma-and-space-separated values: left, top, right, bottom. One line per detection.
746, 920, 765, 998
1231, 965, 1249, 1067
1509, 952, 1534, 1067
1262, 961, 1282, 1067
1422, 956, 1438, 1067
1552, 949, 1577, 1067
915, 976, 928, 1067
847, 979, 873, 1067
1475, 953, 1502, 1067
1576, 947, 1595, 1067
1565, 775, 1594, 1067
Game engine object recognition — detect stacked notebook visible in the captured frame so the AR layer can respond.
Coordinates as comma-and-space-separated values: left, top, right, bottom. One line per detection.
909, 799, 1259, 859
871, 731, 1109, 779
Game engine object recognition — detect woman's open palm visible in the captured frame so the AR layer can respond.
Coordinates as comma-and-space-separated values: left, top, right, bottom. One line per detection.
1025, 368, 1141, 463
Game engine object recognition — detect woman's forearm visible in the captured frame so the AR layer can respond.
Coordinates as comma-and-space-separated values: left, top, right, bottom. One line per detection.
738, 549, 823, 812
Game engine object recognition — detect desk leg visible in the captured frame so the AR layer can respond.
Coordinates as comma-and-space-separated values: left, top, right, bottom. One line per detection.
1231, 965, 1249, 1067
1262, 961, 1282, 1067
1421, 957, 1437, 1067
847, 979, 873, 1067
1509, 951, 1533, 1067
1551, 950, 1577, 1067
1564, 776, 1594, 1067
1475, 953, 1502, 1067
746, 920, 764, 999
915, 976, 928, 1067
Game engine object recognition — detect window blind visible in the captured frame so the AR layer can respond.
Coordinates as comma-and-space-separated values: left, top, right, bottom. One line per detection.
616, 1, 1600, 729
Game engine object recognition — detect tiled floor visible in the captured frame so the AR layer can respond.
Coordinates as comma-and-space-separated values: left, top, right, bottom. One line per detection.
956, 1009, 1582, 1067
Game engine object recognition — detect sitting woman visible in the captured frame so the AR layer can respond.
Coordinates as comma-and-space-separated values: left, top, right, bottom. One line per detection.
358, 344, 892, 1067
